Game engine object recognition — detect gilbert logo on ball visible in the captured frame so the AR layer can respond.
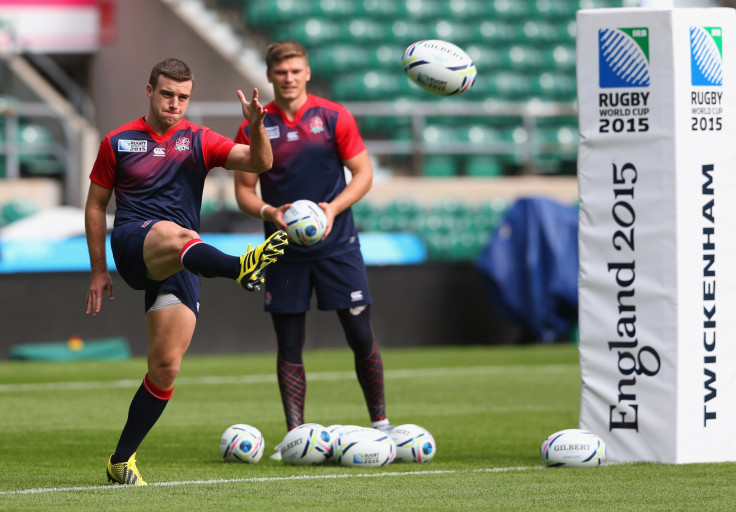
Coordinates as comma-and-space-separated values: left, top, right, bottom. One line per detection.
402, 39, 476, 95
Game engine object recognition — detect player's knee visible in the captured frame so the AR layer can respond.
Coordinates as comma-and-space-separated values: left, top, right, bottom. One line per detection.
148, 359, 181, 388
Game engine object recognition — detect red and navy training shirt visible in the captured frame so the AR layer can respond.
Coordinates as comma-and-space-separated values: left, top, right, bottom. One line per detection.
91, 117, 235, 232
235, 94, 366, 260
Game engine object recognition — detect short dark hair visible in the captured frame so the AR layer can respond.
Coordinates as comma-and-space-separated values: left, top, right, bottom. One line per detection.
148, 58, 193, 90
266, 40, 308, 70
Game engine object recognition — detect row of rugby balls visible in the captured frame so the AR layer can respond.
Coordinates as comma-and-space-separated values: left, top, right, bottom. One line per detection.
220, 423, 436, 467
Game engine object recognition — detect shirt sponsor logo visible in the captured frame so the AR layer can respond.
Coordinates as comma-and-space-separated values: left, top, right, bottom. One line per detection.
690, 26, 723, 86
118, 139, 148, 152
153, 147, 166, 157
309, 116, 324, 134
175, 137, 190, 151
287, 131, 300, 142
266, 125, 280, 139
599, 27, 650, 88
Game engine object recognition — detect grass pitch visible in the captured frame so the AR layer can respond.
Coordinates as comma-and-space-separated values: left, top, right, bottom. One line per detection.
1, 344, 734, 511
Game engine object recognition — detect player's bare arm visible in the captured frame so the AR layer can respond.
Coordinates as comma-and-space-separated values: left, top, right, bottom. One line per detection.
226, 89, 273, 172
234, 171, 290, 228
84, 182, 115, 316
319, 149, 373, 238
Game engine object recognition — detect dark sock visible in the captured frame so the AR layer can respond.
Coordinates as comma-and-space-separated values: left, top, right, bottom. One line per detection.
277, 356, 306, 430
179, 238, 239, 279
356, 348, 387, 422
111, 375, 172, 463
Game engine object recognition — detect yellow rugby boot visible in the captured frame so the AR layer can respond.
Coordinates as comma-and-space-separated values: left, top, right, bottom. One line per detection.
106, 452, 147, 486
237, 230, 288, 291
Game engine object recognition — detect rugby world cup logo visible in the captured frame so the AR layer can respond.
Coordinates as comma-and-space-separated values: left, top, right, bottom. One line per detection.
690, 27, 722, 86
599, 28, 650, 88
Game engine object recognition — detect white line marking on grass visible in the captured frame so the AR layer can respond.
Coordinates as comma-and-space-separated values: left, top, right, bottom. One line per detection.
0, 466, 545, 496
0, 364, 574, 393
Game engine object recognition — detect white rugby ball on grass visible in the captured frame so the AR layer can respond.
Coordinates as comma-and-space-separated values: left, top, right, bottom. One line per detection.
219, 424, 265, 463
402, 39, 477, 95
389, 424, 436, 463
540, 429, 607, 467
279, 423, 333, 465
334, 428, 396, 467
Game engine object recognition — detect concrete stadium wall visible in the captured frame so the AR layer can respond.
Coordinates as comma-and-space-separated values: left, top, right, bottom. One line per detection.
0, 263, 521, 359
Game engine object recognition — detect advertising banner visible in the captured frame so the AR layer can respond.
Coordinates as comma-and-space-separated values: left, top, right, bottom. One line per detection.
577, 7, 736, 463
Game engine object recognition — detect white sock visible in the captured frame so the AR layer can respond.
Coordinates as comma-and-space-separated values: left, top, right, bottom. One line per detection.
372, 419, 390, 429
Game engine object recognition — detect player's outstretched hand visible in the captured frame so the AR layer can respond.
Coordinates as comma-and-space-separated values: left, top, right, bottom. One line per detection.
238, 88, 267, 127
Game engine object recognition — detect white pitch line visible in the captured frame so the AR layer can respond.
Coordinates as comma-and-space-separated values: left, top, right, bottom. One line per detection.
0, 364, 574, 393
0, 466, 546, 496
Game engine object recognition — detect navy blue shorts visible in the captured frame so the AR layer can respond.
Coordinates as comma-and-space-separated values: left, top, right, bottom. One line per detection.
263, 248, 372, 313
111, 220, 201, 316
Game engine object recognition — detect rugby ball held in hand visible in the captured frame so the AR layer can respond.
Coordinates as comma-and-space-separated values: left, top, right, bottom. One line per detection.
402, 39, 477, 95
283, 199, 327, 246
540, 429, 607, 467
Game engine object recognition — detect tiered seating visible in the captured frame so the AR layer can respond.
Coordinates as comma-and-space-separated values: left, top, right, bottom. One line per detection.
352, 198, 511, 261
0, 112, 65, 178
226, 0, 625, 177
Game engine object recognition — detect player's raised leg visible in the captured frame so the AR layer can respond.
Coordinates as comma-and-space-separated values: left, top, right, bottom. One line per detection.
144, 220, 288, 291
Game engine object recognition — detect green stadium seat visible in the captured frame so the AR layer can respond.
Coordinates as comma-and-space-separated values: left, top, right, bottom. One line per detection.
355, 0, 402, 18
543, 45, 576, 71
332, 71, 406, 101
465, 155, 503, 177
18, 123, 64, 177
381, 198, 421, 231
2, 199, 38, 223
340, 18, 389, 43
475, 199, 510, 228
244, 0, 316, 28
489, 71, 534, 100
431, 198, 471, 219
390, 20, 436, 46
310, 45, 372, 74
433, 20, 475, 46
400, 0, 442, 19
530, 0, 577, 19
533, 72, 577, 101
516, 20, 563, 44
472, 20, 517, 44
500, 45, 544, 72
317, 0, 358, 18
372, 44, 404, 71
445, 230, 487, 261
422, 155, 458, 177
273, 19, 341, 46
486, 0, 530, 18
438, 0, 486, 19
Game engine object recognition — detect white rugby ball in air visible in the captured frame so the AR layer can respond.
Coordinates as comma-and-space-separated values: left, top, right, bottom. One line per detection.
540, 429, 607, 467
402, 39, 477, 95
283, 199, 328, 246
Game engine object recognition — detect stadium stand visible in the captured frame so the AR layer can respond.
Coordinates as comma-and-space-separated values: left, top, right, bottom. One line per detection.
196, 0, 608, 260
